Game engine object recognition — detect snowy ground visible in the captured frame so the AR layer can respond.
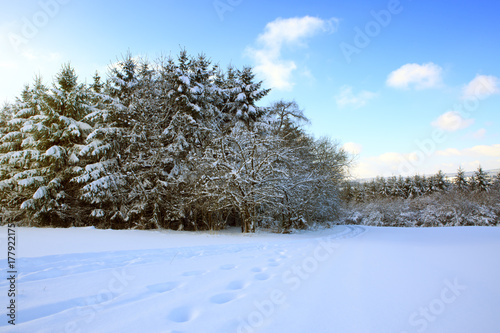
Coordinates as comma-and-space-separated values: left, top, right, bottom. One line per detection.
1, 225, 500, 333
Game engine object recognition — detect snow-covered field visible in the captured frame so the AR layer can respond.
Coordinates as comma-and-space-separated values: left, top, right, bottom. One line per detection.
1, 225, 500, 333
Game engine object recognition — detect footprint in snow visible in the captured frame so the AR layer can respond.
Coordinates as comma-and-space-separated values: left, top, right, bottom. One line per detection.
250, 267, 263, 273
209, 292, 237, 304
168, 306, 198, 323
267, 259, 280, 267
226, 280, 247, 290
254, 273, 270, 281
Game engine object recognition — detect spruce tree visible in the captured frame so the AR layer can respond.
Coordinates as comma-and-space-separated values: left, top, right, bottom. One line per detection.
472, 166, 490, 192
73, 55, 148, 228
376, 176, 391, 198
90, 71, 104, 93
433, 170, 448, 192
412, 175, 425, 197
0, 65, 93, 225
454, 167, 468, 191
387, 176, 398, 197
71, 86, 127, 226
225, 66, 270, 130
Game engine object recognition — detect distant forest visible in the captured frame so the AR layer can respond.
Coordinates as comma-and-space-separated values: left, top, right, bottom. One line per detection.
0, 51, 350, 232
339, 167, 500, 227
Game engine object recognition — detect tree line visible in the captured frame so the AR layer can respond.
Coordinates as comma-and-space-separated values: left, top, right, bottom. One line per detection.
0, 51, 350, 232
341, 166, 500, 203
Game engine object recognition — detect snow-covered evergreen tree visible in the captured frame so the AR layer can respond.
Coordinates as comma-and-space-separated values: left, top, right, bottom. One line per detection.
354, 182, 367, 202
471, 166, 490, 192
223, 66, 270, 130
90, 71, 104, 94
0, 65, 93, 224
387, 176, 398, 197
454, 167, 468, 191
376, 177, 391, 198
432, 170, 448, 192
412, 175, 426, 197
70, 90, 127, 227
108, 52, 139, 107
73, 55, 158, 228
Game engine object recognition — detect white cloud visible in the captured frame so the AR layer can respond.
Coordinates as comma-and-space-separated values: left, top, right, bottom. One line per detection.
463, 144, 500, 157
351, 152, 410, 179
386, 62, 443, 89
246, 16, 339, 90
436, 148, 461, 157
335, 85, 377, 109
461, 74, 500, 100
431, 111, 474, 132
343, 142, 363, 155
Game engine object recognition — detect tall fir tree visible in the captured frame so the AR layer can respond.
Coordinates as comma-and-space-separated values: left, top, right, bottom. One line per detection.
454, 167, 468, 191
471, 166, 490, 192
433, 170, 448, 192
0, 65, 93, 224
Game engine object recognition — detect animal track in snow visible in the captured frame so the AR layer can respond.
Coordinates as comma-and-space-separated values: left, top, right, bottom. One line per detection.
209, 292, 237, 304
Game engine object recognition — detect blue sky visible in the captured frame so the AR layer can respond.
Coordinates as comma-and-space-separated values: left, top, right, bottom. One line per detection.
1, 0, 499, 178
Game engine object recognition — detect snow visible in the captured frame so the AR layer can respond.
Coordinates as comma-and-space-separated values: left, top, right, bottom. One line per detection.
17, 176, 44, 187
0, 131, 23, 142
179, 75, 191, 86
19, 199, 35, 210
236, 92, 247, 102
190, 86, 202, 94
45, 146, 65, 159
248, 105, 256, 115
0, 226, 499, 333
32, 186, 49, 199
68, 153, 80, 164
